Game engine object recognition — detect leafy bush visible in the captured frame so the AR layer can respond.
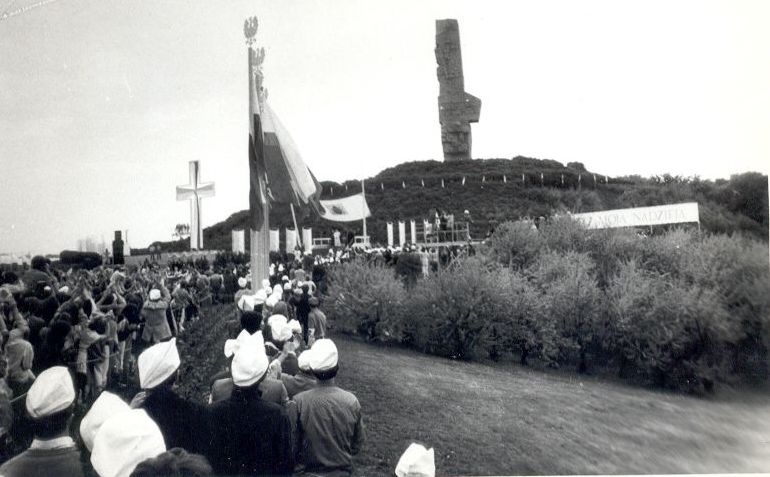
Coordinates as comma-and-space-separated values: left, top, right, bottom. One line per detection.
402, 257, 508, 360
538, 216, 590, 253
486, 221, 541, 270
325, 260, 406, 341
394, 252, 423, 287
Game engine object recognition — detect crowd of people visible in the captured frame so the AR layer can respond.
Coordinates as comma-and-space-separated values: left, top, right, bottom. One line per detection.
0, 254, 437, 476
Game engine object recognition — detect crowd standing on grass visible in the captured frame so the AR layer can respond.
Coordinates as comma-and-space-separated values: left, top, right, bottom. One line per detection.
0, 253, 437, 476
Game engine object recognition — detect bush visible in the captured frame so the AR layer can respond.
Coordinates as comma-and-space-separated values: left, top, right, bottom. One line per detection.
402, 257, 508, 360
394, 252, 423, 287
325, 260, 406, 341
538, 215, 590, 253
486, 221, 541, 270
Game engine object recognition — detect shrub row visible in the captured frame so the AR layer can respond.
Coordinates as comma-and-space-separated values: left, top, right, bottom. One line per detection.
325, 222, 770, 393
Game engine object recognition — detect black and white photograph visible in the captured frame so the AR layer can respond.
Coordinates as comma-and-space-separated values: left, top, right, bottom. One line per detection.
1, 1, 769, 476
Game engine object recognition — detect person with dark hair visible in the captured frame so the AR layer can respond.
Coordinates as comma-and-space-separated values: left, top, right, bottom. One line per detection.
0, 367, 85, 477
36, 318, 72, 369
295, 339, 365, 476
141, 289, 172, 344
307, 297, 327, 348
130, 447, 213, 477
207, 333, 293, 476
134, 339, 210, 455
22, 256, 56, 293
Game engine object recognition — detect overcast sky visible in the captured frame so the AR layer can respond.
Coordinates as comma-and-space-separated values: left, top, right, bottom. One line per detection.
1, 0, 768, 254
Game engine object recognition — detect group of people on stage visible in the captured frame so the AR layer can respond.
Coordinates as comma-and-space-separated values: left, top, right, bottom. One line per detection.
0, 254, 437, 476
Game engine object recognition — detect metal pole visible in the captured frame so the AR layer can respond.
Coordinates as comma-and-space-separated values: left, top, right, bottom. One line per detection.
290, 203, 301, 250
361, 180, 367, 246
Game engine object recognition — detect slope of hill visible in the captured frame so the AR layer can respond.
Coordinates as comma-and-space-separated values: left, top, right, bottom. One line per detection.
137, 157, 768, 253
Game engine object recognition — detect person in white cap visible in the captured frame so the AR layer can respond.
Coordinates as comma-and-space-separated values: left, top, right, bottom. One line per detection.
207, 333, 293, 476
295, 339, 365, 475
133, 338, 210, 455
79, 391, 130, 452
0, 366, 85, 477
90, 409, 166, 477
280, 348, 318, 399
141, 288, 172, 344
395, 443, 435, 477
233, 277, 251, 304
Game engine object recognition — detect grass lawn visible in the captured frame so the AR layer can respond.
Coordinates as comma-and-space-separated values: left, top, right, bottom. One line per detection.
331, 334, 770, 476
173, 307, 770, 476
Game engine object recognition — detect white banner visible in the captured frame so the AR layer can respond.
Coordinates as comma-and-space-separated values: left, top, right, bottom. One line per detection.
410, 220, 417, 244
572, 202, 700, 229
387, 222, 394, 247
398, 221, 406, 246
285, 228, 298, 254
231, 230, 245, 254
302, 228, 313, 254
269, 229, 280, 252
319, 193, 371, 223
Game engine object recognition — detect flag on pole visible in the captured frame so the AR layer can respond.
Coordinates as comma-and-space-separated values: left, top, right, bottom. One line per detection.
540, 173, 544, 186
604, 175, 608, 184
561, 173, 564, 186
319, 193, 371, 222
503, 174, 507, 183
345, 183, 348, 191
330, 187, 334, 195
578, 173, 582, 184
421, 179, 425, 187
402, 181, 406, 189
441, 178, 445, 188
381, 182, 384, 190
482, 175, 486, 183
593, 174, 597, 184
521, 173, 525, 183
462, 176, 466, 186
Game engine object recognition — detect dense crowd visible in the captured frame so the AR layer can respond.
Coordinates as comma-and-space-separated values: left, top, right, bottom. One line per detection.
0, 255, 436, 476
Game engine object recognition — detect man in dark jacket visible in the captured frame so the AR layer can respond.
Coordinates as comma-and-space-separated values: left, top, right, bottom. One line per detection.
134, 338, 210, 455
207, 332, 293, 476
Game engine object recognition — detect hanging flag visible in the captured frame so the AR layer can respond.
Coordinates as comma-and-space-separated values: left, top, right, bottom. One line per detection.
540, 173, 544, 186
521, 173, 525, 183
593, 174, 597, 184
381, 182, 384, 190
345, 183, 348, 191
561, 173, 564, 186
331, 186, 334, 195
319, 193, 371, 222
402, 181, 406, 189
462, 176, 466, 186
578, 173, 582, 184
421, 179, 425, 187
482, 175, 486, 183
441, 178, 445, 188
604, 175, 608, 184
503, 174, 507, 183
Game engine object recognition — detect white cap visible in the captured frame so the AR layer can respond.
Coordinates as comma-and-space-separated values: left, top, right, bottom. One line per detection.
287, 319, 302, 335
238, 277, 248, 288
91, 409, 166, 477
231, 333, 269, 387
395, 443, 435, 477
283, 283, 292, 291
267, 314, 287, 330
138, 338, 180, 389
303, 339, 338, 372
261, 279, 271, 290
25, 366, 75, 419
265, 292, 280, 309
149, 289, 161, 301
224, 329, 265, 358
273, 284, 283, 296
58, 286, 70, 294
254, 288, 267, 303
281, 275, 289, 282
271, 320, 293, 342
297, 351, 312, 371
80, 392, 130, 451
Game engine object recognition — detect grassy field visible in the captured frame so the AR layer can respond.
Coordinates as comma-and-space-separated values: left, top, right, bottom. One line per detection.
175, 307, 770, 476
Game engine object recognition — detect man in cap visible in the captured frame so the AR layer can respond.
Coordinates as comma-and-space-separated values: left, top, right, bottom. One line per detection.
90, 408, 166, 477
134, 338, 210, 455
0, 367, 85, 477
207, 332, 294, 476
294, 339, 365, 476
281, 349, 318, 399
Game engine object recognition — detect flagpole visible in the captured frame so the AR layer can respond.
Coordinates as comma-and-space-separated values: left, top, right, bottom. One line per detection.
290, 203, 302, 251
361, 179, 367, 246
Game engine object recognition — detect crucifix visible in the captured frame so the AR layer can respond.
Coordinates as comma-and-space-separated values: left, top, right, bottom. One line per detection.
176, 160, 215, 250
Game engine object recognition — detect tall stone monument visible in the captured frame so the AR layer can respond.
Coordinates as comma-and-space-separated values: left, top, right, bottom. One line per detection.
435, 19, 481, 162
112, 230, 124, 265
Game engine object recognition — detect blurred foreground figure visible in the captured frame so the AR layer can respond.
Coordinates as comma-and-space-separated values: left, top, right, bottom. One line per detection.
395, 442, 435, 477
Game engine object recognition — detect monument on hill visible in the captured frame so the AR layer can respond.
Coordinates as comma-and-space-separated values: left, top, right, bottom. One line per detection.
435, 19, 481, 162
112, 230, 124, 265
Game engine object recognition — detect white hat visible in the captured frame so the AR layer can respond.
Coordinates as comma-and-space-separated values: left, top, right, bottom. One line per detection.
224, 329, 265, 358
254, 288, 267, 303
91, 409, 166, 477
297, 351, 312, 371
261, 279, 271, 290
238, 277, 248, 288
25, 366, 75, 419
58, 286, 70, 294
149, 289, 161, 301
395, 443, 435, 477
265, 292, 280, 309
304, 339, 338, 372
271, 320, 293, 342
231, 333, 269, 387
283, 283, 292, 291
138, 338, 180, 389
267, 314, 287, 330
281, 275, 289, 282
272, 284, 283, 296
287, 319, 302, 335
278, 264, 285, 272
80, 392, 130, 451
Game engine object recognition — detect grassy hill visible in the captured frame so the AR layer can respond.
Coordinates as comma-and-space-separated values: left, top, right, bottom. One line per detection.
136, 157, 768, 253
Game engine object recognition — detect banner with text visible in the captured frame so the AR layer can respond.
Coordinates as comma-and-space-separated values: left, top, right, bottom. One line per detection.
572, 202, 699, 229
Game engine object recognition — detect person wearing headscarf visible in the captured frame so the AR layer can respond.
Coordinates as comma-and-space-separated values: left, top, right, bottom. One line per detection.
0, 367, 85, 477
141, 289, 173, 344
294, 339, 365, 476
206, 332, 293, 476
133, 339, 210, 455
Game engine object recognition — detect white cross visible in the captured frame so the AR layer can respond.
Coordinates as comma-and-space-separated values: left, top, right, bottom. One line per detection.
176, 161, 215, 250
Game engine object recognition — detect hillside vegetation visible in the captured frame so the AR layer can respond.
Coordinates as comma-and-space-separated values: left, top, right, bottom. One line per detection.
137, 157, 768, 252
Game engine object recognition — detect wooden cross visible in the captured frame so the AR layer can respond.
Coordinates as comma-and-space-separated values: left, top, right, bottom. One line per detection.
176, 161, 215, 250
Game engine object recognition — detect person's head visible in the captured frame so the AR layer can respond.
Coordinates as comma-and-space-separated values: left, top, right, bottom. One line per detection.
240, 311, 261, 334
26, 366, 76, 439
303, 339, 339, 380
231, 333, 269, 390
91, 409, 166, 477
138, 339, 181, 390
31, 255, 49, 272
130, 448, 213, 477
309, 297, 319, 308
